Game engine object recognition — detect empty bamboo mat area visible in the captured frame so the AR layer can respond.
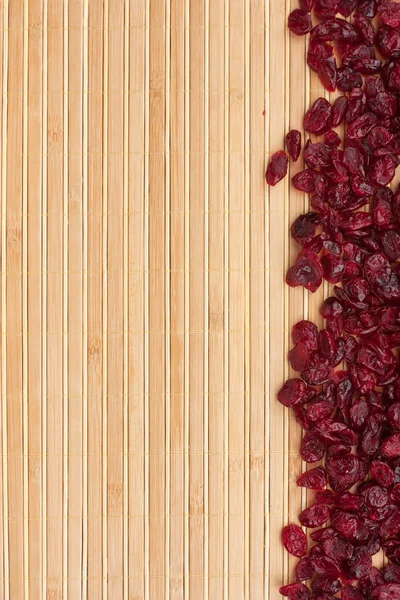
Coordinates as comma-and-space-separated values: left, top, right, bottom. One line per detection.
0, 0, 341, 598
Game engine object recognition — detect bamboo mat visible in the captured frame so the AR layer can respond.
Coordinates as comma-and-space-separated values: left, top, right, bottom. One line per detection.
0, 0, 330, 598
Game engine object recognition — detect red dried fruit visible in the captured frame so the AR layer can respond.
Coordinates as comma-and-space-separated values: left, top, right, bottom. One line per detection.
383, 232, 400, 263
286, 250, 323, 292
286, 130, 301, 162
371, 584, 400, 599
304, 97, 332, 135
277, 378, 308, 408
327, 454, 361, 491
378, 1, 400, 27
282, 524, 308, 557
322, 536, 353, 561
265, 150, 288, 186
297, 466, 327, 490
371, 460, 395, 487
370, 155, 396, 186
312, 555, 340, 578
376, 25, 400, 58
279, 583, 310, 600
288, 9, 312, 36
342, 585, 366, 600
300, 431, 326, 463
288, 342, 309, 372
296, 556, 314, 581
382, 433, 400, 457
292, 169, 317, 192
291, 212, 320, 245
292, 320, 318, 350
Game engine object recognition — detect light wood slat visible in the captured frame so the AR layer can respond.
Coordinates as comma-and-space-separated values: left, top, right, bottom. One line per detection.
87, 1, 103, 598
189, 1, 205, 598
0, 1, 7, 598
208, 1, 224, 597
7, 1, 24, 598
250, 2, 266, 598
149, 0, 166, 597
0, 1, 330, 597
68, 1, 84, 598
46, 1, 64, 596
107, 2, 124, 598
169, 0, 185, 596
128, 2, 146, 600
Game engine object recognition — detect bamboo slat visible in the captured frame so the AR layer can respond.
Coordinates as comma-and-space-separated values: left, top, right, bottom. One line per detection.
0, 0, 319, 598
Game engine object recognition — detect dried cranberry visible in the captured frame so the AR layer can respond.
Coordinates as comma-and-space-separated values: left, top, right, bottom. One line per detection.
292, 320, 318, 350
288, 9, 312, 35
286, 250, 323, 293
265, 150, 288, 186
376, 25, 400, 58
304, 98, 332, 135
286, 130, 301, 162
371, 460, 395, 487
277, 378, 308, 408
297, 466, 328, 490
382, 433, 400, 457
282, 524, 308, 557
378, 0, 400, 27
301, 431, 326, 463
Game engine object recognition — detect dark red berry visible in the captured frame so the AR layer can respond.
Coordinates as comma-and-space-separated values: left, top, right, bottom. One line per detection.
265, 150, 288, 186
281, 524, 308, 557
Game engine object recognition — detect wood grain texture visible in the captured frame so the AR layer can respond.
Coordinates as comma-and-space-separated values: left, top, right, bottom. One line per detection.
0, 0, 314, 597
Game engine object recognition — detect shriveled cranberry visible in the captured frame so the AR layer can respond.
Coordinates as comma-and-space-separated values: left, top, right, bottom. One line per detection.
297, 466, 327, 490
337, 66, 363, 91
277, 378, 307, 408
301, 431, 326, 463
286, 250, 323, 293
312, 555, 340, 578
265, 150, 288, 186
347, 112, 377, 139
382, 433, 400, 457
292, 320, 318, 350
354, 12, 375, 46
321, 254, 344, 283
371, 584, 400, 599
371, 460, 395, 487
289, 342, 309, 373
327, 454, 361, 491
292, 169, 317, 193
383, 230, 400, 261
378, 0, 400, 27
288, 9, 312, 35
342, 585, 366, 599
382, 565, 400, 583
282, 524, 308, 557
280, 583, 310, 600
370, 155, 396, 186
376, 25, 400, 58
314, 0, 339, 18
296, 557, 314, 581
286, 129, 301, 162
311, 18, 360, 43
291, 212, 320, 246
304, 97, 332, 135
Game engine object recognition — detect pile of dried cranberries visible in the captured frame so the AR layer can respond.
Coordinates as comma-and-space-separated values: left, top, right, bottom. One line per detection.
265, 0, 400, 597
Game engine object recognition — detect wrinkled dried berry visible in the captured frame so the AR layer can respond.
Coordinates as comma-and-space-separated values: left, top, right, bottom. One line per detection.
286, 129, 302, 162
282, 524, 308, 557
288, 9, 312, 35
265, 150, 288, 186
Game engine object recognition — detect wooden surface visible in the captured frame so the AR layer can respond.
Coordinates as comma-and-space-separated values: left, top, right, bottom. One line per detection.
0, 0, 327, 598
